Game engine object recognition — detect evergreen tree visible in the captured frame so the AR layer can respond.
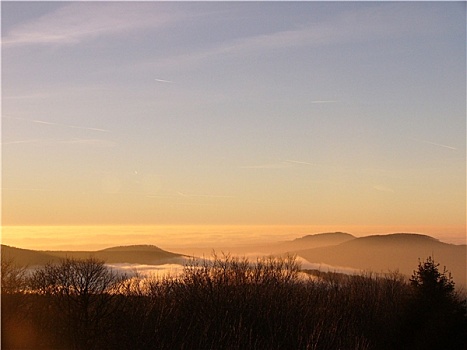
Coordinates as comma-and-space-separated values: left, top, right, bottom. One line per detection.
404, 256, 467, 350
410, 256, 455, 304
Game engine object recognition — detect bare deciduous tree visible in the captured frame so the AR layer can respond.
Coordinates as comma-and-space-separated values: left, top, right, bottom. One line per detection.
30, 257, 126, 350
1, 258, 27, 294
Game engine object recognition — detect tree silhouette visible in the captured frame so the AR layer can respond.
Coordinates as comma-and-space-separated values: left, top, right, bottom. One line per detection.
3, 254, 466, 349
1, 258, 27, 294
1, 257, 29, 339
405, 256, 467, 350
30, 257, 126, 350
410, 256, 455, 304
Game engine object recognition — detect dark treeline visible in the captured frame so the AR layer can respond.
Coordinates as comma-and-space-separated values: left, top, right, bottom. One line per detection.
2, 254, 466, 350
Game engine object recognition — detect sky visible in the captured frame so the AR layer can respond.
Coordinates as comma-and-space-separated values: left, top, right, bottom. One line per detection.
1, 2, 466, 243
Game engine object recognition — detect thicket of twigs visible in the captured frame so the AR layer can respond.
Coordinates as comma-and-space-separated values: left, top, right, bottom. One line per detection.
2, 254, 466, 349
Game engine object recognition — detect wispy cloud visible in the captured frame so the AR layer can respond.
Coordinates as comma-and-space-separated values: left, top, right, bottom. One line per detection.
3, 116, 110, 133
61, 138, 116, 147
284, 159, 316, 166
240, 162, 294, 170
2, 138, 115, 147
2, 139, 44, 146
155, 78, 174, 84
311, 100, 338, 104
241, 159, 317, 169
2, 92, 55, 100
2, 2, 182, 47
142, 3, 445, 71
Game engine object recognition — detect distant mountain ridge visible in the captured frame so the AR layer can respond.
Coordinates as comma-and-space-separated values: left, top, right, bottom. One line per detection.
291, 233, 466, 287
1, 244, 184, 267
294, 232, 355, 241
345, 233, 440, 243
290, 232, 355, 246
2, 232, 465, 287
100, 245, 168, 252
231, 231, 356, 255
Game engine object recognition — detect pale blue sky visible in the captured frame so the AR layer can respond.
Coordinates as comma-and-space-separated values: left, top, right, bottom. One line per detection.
2, 1, 466, 238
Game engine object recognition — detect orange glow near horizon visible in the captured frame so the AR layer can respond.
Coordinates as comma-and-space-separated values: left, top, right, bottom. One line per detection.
1, 224, 465, 252
2, 2, 465, 255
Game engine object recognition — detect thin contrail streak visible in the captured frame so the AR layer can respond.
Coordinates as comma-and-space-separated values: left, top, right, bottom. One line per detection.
239, 163, 293, 169
36, 120, 109, 132
155, 78, 174, 83
411, 138, 457, 150
285, 159, 315, 166
3, 116, 110, 132
2, 139, 43, 145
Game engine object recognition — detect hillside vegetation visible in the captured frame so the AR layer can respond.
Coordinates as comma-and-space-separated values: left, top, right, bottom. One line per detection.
292, 233, 466, 287
1, 244, 183, 266
2, 254, 466, 349
2, 232, 465, 287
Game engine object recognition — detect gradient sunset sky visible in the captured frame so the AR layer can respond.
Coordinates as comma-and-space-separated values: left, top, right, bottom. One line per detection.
2, 2, 466, 242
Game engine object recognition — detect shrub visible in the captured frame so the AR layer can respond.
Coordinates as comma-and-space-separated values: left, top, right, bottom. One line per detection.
28, 258, 126, 350
3, 254, 466, 349
403, 256, 467, 350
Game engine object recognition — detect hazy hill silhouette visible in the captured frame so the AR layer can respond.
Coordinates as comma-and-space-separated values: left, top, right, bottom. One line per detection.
2, 233, 465, 286
293, 233, 466, 286
1, 244, 183, 266
286, 231, 355, 249
95, 245, 184, 264
183, 232, 356, 257
255, 232, 355, 255
1, 245, 58, 266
